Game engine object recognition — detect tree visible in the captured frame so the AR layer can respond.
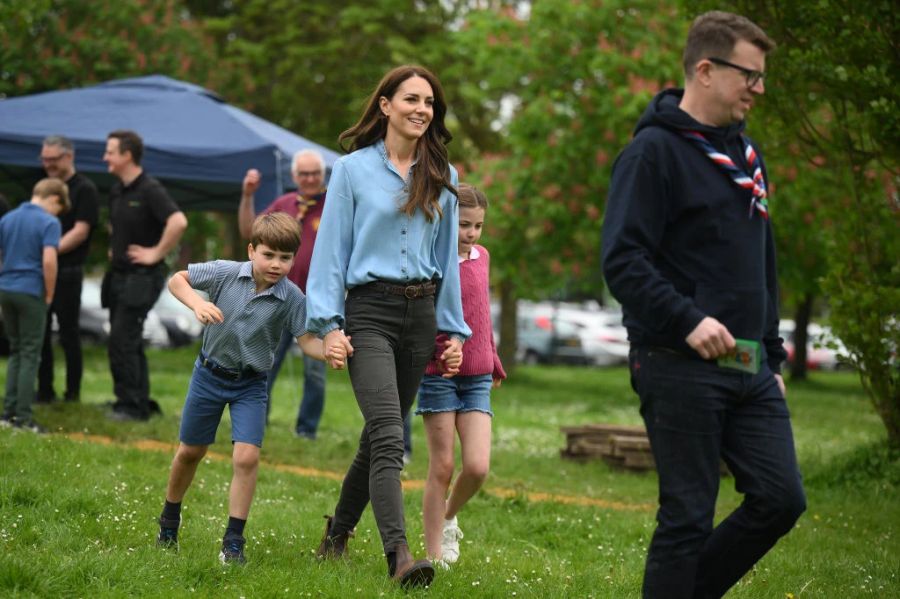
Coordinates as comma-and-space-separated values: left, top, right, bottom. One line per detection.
687, 0, 899, 445
0, 0, 215, 98
186, 0, 491, 154
454, 1, 685, 365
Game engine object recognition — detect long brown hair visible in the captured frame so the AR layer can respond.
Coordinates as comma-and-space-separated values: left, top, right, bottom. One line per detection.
338, 65, 455, 222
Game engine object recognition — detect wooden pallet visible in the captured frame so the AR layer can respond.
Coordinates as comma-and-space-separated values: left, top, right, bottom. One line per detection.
561, 423, 729, 475
560, 424, 655, 471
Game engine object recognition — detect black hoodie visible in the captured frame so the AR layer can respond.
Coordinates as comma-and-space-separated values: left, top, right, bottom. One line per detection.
601, 89, 786, 371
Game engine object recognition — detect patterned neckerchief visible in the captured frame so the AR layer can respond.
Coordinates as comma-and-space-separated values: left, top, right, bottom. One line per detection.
681, 130, 769, 219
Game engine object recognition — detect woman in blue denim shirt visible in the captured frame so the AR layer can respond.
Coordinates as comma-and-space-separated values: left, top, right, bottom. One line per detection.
307, 65, 470, 589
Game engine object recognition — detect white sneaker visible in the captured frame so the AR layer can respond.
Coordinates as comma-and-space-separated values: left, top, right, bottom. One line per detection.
440, 516, 463, 564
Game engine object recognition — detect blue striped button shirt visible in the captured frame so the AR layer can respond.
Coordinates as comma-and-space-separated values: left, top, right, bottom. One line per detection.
187, 260, 307, 372
306, 139, 471, 340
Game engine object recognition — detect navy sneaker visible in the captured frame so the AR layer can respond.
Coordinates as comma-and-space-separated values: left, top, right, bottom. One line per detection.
157, 517, 180, 549
219, 535, 246, 565
0, 414, 14, 428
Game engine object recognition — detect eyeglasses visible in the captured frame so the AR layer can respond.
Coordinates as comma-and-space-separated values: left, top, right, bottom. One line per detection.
40, 153, 68, 164
293, 170, 323, 178
707, 57, 766, 88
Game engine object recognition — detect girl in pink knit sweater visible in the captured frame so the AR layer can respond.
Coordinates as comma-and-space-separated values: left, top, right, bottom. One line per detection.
415, 183, 506, 567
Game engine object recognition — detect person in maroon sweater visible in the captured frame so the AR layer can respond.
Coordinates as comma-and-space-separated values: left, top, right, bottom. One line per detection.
415, 183, 506, 567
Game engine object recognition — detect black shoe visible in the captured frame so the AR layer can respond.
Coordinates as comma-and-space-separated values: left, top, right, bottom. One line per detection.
34, 392, 58, 405
63, 391, 80, 403
294, 429, 316, 440
0, 414, 15, 428
108, 409, 149, 422
157, 517, 180, 549
219, 535, 246, 565
13, 420, 47, 434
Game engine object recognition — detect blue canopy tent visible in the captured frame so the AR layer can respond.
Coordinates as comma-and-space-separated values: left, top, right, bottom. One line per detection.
0, 75, 339, 212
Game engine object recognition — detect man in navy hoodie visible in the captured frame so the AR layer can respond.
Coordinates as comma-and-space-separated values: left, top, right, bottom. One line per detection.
602, 11, 806, 599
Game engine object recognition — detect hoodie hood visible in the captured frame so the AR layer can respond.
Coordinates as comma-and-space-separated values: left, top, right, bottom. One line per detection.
634, 89, 745, 143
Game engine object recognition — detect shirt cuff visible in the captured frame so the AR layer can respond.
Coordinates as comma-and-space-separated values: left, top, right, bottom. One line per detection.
317, 321, 341, 339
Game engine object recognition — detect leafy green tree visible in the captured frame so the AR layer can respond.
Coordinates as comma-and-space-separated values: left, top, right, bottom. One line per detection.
0, 0, 215, 98
686, 0, 899, 444
186, 0, 486, 152
454, 1, 685, 365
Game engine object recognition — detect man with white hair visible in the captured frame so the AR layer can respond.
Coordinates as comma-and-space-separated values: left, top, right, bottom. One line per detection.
238, 150, 328, 438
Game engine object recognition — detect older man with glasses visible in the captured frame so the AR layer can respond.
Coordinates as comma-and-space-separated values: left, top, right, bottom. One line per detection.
36, 135, 100, 405
238, 150, 330, 439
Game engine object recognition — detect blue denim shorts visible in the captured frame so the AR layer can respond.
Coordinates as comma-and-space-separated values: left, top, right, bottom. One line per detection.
415, 374, 493, 416
179, 358, 268, 447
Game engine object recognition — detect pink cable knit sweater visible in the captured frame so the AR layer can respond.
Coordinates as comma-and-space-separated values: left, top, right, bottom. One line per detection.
425, 245, 506, 380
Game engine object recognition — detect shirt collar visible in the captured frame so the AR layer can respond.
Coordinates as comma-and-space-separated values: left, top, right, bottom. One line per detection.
122, 171, 146, 190
238, 261, 289, 300
375, 138, 418, 168
459, 245, 481, 263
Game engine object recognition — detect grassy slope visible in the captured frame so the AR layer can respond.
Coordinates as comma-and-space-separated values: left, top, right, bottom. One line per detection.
1, 344, 897, 597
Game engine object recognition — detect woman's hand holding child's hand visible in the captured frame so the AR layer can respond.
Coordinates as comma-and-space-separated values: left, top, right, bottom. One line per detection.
439, 338, 464, 378
324, 330, 354, 370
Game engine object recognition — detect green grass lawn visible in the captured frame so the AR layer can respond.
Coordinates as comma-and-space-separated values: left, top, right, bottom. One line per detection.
1, 343, 898, 598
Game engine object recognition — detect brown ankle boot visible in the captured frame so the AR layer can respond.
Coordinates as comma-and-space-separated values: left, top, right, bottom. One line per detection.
389, 543, 435, 588
316, 514, 352, 559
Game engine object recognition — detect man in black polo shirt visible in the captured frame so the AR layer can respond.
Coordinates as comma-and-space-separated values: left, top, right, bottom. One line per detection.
104, 130, 188, 421
36, 135, 100, 404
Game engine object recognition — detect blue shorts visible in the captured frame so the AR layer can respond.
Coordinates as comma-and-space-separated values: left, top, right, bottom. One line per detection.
415, 374, 493, 417
179, 358, 268, 447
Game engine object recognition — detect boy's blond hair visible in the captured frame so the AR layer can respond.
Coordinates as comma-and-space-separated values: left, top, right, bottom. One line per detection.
250, 212, 301, 254
33, 177, 71, 214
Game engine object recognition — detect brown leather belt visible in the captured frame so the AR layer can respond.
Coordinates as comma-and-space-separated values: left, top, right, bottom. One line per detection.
354, 280, 437, 299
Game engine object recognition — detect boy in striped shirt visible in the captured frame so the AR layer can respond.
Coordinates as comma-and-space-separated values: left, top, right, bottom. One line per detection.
155, 213, 348, 564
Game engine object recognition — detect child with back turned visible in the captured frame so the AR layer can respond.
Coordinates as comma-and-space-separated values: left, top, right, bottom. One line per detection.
417, 183, 506, 567
0, 178, 70, 433
155, 212, 346, 564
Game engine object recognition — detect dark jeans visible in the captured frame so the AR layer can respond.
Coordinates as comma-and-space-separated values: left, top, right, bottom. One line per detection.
265, 328, 327, 435
1, 290, 48, 422
107, 266, 167, 419
329, 284, 437, 552
39, 267, 84, 400
629, 347, 806, 599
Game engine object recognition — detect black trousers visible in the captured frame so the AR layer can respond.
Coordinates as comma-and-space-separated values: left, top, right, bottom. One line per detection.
39, 267, 84, 400
629, 347, 806, 599
329, 284, 437, 552
107, 265, 167, 418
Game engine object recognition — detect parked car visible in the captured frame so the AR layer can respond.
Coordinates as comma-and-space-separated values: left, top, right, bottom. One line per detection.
523, 303, 629, 366
79, 278, 170, 347
779, 319, 848, 371
153, 284, 204, 347
516, 306, 589, 365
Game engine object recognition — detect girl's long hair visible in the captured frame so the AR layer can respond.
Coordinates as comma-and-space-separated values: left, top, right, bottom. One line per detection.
338, 65, 455, 222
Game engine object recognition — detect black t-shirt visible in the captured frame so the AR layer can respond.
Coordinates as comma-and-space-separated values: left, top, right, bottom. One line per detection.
59, 172, 100, 268
108, 172, 180, 271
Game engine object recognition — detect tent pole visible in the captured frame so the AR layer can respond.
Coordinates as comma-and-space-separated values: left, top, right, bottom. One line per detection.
274, 148, 285, 198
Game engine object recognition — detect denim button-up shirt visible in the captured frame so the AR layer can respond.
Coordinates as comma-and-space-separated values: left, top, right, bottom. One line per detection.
306, 139, 471, 341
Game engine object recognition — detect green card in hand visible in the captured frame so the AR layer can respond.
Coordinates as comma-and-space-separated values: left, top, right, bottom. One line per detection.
718, 338, 761, 374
